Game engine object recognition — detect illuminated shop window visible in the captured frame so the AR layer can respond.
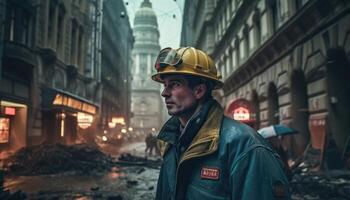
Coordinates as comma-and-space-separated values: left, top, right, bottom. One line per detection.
0, 118, 10, 143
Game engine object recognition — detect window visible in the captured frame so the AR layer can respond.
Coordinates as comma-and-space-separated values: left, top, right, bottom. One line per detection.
268, 0, 278, 32
5, 5, 16, 41
226, 3, 230, 22
242, 25, 249, 59
70, 20, 78, 64
20, 11, 31, 44
253, 9, 261, 47
216, 22, 220, 40
0, 118, 10, 143
57, 5, 66, 55
221, 15, 225, 34
280, 0, 288, 17
77, 29, 84, 70
231, 0, 236, 13
235, 37, 240, 67
4, 3, 32, 46
48, 1, 55, 47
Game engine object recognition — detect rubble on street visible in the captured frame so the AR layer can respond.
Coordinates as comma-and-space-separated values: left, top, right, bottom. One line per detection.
291, 166, 350, 200
2, 143, 113, 175
117, 153, 162, 169
1, 142, 160, 200
2, 141, 350, 199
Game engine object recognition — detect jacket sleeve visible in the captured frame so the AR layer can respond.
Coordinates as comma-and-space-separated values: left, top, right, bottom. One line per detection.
229, 146, 291, 200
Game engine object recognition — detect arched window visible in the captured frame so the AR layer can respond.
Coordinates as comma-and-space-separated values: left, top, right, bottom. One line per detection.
266, 0, 278, 33
226, 1, 230, 22
252, 9, 261, 47
242, 25, 249, 59
57, 4, 66, 57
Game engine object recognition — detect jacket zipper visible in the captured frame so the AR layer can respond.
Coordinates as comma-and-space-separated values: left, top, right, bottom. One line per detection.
173, 143, 217, 200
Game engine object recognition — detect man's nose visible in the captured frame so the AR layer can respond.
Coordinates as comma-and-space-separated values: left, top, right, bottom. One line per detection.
161, 87, 170, 97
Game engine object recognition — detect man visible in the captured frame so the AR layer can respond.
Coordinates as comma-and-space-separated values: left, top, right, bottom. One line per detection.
152, 47, 291, 200
145, 133, 152, 156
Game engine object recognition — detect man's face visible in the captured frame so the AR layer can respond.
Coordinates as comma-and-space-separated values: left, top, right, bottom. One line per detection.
161, 74, 199, 117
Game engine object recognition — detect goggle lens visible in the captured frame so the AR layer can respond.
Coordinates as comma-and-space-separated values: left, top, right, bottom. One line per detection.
154, 48, 182, 71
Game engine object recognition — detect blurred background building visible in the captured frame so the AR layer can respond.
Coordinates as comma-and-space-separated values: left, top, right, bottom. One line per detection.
0, 0, 133, 152
100, 0, 133, 141
181, 0, 350, 169
130, 0, 165, 136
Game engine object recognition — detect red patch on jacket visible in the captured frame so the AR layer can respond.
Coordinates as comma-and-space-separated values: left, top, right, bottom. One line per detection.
201, 167, 220, 180
273, 181, 286, 198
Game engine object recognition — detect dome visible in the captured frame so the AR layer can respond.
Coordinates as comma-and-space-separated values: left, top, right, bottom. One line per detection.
134, 0, 158, 26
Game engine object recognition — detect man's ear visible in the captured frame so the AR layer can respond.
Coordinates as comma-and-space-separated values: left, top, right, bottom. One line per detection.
194, 84, 207, 99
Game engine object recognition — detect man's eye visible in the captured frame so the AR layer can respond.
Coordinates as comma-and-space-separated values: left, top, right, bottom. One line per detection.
171, 82, 181, 87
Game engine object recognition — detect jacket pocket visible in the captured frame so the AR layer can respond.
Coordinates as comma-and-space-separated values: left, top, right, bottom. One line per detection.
186, 184, 229, 200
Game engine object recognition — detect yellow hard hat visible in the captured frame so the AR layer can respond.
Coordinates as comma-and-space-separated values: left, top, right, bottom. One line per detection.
151, 47, 223, 89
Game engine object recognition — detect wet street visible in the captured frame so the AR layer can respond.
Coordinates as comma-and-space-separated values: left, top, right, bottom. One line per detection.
2, 142, 160, 200
2, 141, 350, 199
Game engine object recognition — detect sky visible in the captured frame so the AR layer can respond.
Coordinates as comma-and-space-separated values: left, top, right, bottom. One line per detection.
124, 0, 184, 49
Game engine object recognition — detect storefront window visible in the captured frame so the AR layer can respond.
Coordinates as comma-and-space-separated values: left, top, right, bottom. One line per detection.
0, 117, 10, 143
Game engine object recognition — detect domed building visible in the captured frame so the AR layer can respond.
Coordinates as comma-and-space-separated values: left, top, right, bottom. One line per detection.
130, 0, 165, 136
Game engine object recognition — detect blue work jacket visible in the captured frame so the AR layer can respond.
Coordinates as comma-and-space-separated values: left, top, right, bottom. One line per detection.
155, 100, 291, 200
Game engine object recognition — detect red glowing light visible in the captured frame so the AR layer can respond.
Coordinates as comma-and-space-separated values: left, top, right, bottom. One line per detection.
5, 107, 16, 116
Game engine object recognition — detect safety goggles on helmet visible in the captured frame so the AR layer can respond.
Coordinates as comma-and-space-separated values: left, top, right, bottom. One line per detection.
154, 47, 183, 71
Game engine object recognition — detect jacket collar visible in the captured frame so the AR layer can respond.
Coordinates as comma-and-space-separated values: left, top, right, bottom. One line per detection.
180, 102, 223, 163
157, 100, 224, 161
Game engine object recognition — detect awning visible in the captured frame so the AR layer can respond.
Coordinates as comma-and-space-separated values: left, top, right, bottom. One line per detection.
41, 88, 99, 115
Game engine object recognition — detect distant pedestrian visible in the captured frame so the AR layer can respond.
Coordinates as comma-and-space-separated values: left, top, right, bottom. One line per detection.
149, 134, 159, 156
145, 133, 152, 155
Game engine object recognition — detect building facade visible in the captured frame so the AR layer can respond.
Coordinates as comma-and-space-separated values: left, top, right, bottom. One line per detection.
100, 0, 133, 140
0, 0, 103, 152
181, 0, 350, 168
130, 0, 164, 137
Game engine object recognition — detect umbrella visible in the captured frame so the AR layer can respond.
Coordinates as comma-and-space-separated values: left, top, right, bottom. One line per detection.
257, 124, 298, 139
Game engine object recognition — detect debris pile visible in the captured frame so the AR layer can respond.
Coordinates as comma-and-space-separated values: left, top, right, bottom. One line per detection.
3, 143, 113, 175
291, 169, 350, 200
117, 153, 162, 169
118, 153, 147, 163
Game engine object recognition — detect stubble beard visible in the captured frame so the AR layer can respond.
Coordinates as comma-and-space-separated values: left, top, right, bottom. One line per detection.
167, 101, 199, 119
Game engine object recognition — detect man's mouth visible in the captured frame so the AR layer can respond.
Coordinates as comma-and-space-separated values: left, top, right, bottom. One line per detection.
165, 100, 174, 104
165, 101, 175, 108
